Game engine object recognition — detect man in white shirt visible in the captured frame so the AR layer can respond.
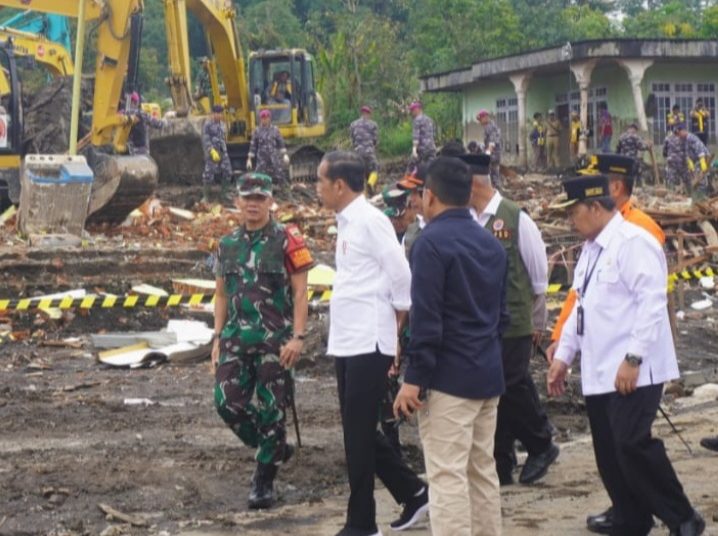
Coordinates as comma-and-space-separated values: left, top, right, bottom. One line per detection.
316, 151, 428, 536
462, 153, 558, 487
547, 175, 704, 536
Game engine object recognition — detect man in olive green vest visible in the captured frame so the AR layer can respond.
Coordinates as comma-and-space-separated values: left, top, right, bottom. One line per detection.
460, 153, 559, 486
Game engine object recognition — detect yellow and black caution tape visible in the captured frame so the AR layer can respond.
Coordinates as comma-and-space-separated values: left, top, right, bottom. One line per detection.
0, 289, 333, 313
547, 267, 715, 295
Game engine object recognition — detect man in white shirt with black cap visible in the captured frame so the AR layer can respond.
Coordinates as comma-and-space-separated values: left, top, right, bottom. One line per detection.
547, 174, 704, 536
316, 151, 428, 536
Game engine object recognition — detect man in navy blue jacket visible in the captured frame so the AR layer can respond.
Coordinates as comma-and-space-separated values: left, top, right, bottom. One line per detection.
394, 156, 508, 536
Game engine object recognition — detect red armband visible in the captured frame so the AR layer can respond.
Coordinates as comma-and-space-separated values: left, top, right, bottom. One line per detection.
284, 224, 314, 274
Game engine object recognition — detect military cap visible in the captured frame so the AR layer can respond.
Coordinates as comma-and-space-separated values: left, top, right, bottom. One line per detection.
360, 105, 372, 114
212, 104, 224, 113
552, 174, 610, 209
259, 109, 271, 119
409, 101, 422, 111
476, 109, 490, 120
237, 172, 272, 197
673, 121, 687, 132
381, 185, 409, 218
457, 153, 491, 175
578, 154, 639, 178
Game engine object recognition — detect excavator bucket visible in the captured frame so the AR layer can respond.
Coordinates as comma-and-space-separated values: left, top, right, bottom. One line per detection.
84, 150, 158, 225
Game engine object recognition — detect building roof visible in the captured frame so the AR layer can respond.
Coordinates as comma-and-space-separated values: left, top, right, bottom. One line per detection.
420, 39, 718, 92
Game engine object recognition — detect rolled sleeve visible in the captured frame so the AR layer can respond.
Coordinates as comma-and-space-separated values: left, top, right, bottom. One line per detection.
404, 237, 444, 387
372, 214, 412, 311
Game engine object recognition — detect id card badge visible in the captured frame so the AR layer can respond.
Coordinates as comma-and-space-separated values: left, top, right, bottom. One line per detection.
576, 304, 585, 335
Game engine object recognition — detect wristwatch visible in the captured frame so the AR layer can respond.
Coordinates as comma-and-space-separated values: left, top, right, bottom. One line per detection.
293, 333, 306, 341
624, 353, 643, 367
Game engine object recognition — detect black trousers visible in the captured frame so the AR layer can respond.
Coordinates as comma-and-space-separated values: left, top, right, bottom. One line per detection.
585, 384, 693, 535
335, 352, 424, 532
494, 335, 553, 475
696, 132, 708, 145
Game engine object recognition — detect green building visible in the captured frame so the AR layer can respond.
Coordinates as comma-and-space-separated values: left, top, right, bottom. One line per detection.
420, 39, 718, 166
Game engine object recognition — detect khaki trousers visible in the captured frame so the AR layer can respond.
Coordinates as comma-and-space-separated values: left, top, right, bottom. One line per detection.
418, 391, 501, 536
546, 136, 560, 168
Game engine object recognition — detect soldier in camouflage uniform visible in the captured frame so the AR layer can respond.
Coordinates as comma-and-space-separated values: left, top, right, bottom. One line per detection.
194, 57, 212, 114
616, 123, 651, 159
350, 105, 379, 174
202, 104, 234, 202
247, 109, 289, 186
213, 172, 314, 509
409, 101, 436, 168
126, 92, 166, 156
477, 109, 502, 188
663, 122, 711, 195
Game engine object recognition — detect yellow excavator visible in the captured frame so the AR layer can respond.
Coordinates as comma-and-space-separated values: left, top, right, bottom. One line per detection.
0, 25, 73, 94
0, 1, 158, 224
151, 0, 325, 184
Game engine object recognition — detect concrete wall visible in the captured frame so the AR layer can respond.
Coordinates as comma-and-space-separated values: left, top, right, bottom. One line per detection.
459, 59, 717, 166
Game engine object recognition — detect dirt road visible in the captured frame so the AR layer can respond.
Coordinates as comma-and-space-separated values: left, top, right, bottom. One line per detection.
1, 309, 717, 535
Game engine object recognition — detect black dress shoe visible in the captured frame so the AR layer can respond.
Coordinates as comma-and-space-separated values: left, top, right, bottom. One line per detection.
518, 443, 559, 484
700, 436, 718, 452
586, 506, 613, 534
670, 510, 705, 536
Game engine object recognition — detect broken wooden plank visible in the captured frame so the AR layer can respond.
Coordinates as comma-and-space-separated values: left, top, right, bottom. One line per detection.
97, 503, 148, 527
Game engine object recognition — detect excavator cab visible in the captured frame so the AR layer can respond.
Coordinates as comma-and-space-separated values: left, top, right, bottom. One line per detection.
0, 41, 22, 210
248, 49, 324, 139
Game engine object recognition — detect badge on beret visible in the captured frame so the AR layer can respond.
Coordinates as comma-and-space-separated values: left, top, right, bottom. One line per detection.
493, 219, 505, 231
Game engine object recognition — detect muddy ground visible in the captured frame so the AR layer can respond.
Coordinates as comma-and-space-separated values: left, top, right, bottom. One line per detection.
2, 180, 718, 535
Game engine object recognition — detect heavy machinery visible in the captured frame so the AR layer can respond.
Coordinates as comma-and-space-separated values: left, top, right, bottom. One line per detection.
0, 1, 157, 224
151, 0, 325, 184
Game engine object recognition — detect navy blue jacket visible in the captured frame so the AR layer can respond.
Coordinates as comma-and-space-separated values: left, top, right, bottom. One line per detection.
404, 208, 508, 400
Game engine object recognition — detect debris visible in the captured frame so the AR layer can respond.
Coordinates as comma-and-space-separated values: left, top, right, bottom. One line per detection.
97, 503, 148, 527
130, 284, 169, 297
700, 276, 715, 290
172, 278, 215, 295
99, 525, 128, 536
123, 398, 156, 406
0, 205, 16, 225
169, 207, 195, 221
92, 332, 177, 349
690, 299, 712, 311
40, 338, 84, 349
60, 381, 101, 392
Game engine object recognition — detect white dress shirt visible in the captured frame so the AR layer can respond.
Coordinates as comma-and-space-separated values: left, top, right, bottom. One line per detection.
328, 195, 412, 357
471, 191, 548, 294
555, 213, 679, 396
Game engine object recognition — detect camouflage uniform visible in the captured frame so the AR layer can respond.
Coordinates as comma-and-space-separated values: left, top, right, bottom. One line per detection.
349, 117, 379, 172
214, 219, 314, 464
249, 125, 287, 183
195, 67, 211, 99
616, 132, 648, 158
202, 119, 233, 185
412, 113, 436, 163
483, 120, 502, 187
663, 132, 710, 192
127, 110, 165, 156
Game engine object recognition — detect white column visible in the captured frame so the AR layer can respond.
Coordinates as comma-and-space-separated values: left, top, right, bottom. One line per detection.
570, 60, 598, 156
618, 59, 654, 132
509, 72, 532, 168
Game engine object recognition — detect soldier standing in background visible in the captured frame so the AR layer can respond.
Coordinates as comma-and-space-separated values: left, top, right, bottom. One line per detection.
247, 109, 290, 189
690, 99, 710, 145
477, 109, 502, 188
409, 101, 437, 166
350, 105, 380, 190
664, 122, 710, 195
546, 110, 561, 170
616, 123, 651, 159
213, 172, 314, 510
202, 104, 233, 203
530, 112, 547, 172
126, 92, 166, 156
194, 57, 212, 114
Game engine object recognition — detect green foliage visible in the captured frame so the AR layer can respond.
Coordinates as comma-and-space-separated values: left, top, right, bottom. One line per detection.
622, 0, 700, 37
378, 121, 413, 157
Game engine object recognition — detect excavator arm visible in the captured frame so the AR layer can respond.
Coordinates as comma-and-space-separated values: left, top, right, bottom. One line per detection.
0, 0, 142, 151
0, 26, 74, 77
164, 0, 249, 133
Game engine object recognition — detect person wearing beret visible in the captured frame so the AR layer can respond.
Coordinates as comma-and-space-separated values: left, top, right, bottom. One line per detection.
547, 174, 704, 536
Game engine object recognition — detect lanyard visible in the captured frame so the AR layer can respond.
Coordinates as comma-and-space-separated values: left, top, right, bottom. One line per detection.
580, 248, 604, 299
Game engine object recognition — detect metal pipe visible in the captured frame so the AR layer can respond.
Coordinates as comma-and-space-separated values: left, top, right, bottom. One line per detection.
69, 0, 87, 155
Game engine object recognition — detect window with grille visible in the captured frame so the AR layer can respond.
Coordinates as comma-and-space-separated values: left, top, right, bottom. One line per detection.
651, 82, 716, 144
495, 96, 519, 154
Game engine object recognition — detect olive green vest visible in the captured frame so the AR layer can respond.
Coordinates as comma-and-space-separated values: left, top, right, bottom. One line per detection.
485, 199, 534, 338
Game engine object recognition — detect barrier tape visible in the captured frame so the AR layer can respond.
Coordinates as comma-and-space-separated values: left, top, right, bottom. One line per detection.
0, 290, 332, 312
547, 267, 715, 295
